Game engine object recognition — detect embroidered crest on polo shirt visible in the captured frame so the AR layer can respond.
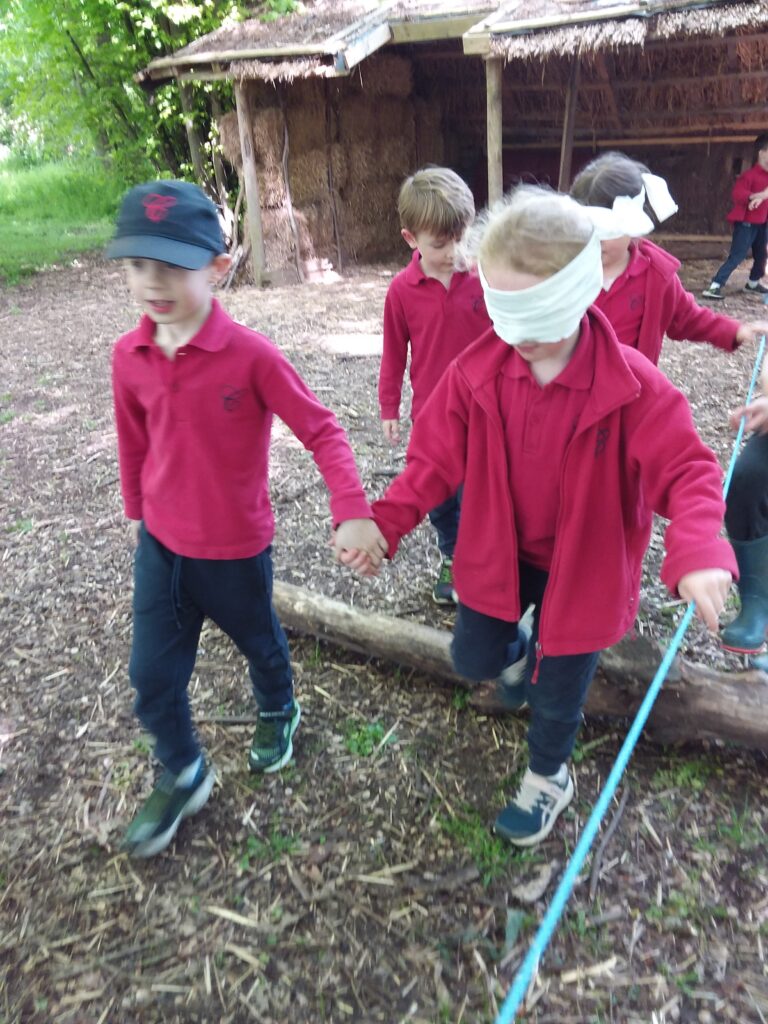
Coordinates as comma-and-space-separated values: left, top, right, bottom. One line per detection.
143, 194, 177, 222
221, 385, 247, 412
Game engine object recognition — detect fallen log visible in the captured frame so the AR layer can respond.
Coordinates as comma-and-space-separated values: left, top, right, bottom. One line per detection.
273, 581, 768, 749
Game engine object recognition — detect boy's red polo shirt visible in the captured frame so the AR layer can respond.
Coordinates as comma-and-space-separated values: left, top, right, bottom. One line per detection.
379, 251, 491, 422
112, 300, 371, 559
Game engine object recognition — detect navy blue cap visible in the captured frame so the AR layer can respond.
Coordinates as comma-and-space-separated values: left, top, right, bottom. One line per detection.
106, 180, 225, 269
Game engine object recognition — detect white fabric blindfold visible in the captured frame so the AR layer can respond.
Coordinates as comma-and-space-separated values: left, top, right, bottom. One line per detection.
478, 231, 603, 346
585, 172, 678, 240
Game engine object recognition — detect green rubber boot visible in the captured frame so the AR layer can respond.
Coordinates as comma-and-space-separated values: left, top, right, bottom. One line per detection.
721, 535, 768, 654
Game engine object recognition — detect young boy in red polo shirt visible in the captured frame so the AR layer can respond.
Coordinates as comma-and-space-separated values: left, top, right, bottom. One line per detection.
569, 151, 768, 365
108, 180, 386, 857
379, 167, 491, 604
342, 186, 735, 847
702, 133, 768, 299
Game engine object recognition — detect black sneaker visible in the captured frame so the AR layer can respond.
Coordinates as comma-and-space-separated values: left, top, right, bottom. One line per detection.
702, 282, 724, 300
433, 558, 457, 605
122, 757, 215, 858
744, 281, 768, 295
249, 701, 301, 773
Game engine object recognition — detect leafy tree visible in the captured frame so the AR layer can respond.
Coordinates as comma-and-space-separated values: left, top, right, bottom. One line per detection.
0, 1, 250, 182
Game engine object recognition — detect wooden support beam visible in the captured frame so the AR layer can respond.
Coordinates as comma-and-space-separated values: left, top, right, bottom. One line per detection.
485, 56, 504, 205
234, 81, 265, 288
557, 56, 580, 191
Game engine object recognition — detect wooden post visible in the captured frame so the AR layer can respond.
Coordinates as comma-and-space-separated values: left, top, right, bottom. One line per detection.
485, 57, 503, 205
557, 56, 581, 192
234, 81, 265, 287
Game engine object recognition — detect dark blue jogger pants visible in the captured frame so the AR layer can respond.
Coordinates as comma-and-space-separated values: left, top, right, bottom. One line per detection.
451, 561, 600, 776
129, 526, 293, 773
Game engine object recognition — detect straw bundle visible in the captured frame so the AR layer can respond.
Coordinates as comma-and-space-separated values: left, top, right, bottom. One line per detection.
300, 200, 336, 258
218, 111, 243, 169
414, 98, 444, 166
338, 95, 373, 143
377, 98, 416, 147
376, 134, 416, 180
356, 53, 413, 99
345, 140, 377, 184
287, 99, 327, 152
258, 165, 287, 209
252, 106, 283, 165
288, 150, 324, 207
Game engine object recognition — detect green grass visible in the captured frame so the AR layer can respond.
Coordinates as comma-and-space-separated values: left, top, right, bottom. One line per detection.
0, 158, 127, 283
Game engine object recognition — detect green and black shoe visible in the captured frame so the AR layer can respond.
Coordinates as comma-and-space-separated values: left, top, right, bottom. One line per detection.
249, 701, 301, 773
122, 757, 215, 858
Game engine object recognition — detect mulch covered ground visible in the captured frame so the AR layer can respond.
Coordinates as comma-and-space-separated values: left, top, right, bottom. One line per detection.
0, 254, 767, 1024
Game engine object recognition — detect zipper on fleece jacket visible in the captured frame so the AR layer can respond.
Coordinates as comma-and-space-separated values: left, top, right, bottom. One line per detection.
532, 642, 543, 684
536, 384, 637, 660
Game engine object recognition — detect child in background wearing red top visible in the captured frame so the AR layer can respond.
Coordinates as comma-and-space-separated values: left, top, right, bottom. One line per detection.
379, 167, 491, 604
342, 186, 735, 847
570, 151, 768, 365
701, 133, 768, 300
108, 180, 386, 857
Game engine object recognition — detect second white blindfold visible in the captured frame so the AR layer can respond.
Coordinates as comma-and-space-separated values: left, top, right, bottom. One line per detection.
478, 231, 603, 346
585, 173, 678, 241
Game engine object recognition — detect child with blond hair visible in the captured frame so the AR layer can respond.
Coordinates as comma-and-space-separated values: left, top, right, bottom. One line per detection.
343, 185, 735, 847
379, 166, 491, 603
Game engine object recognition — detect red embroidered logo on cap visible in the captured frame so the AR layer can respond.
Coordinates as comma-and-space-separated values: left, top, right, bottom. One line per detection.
143, 194, 177, 222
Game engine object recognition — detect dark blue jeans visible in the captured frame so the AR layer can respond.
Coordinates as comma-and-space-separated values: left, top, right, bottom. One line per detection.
428, 488, 462, 558
129, 527, 293, 773
451, 561, 600, 776
713, 221, 768, 286
725, 432, 768, 542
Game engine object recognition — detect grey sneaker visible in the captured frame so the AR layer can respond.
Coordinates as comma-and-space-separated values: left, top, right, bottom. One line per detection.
744, 280, 768, 295
249, 701, 301, 773
494, 764, 574, 847
702, 282, 724, 300
122, 757, 215, 858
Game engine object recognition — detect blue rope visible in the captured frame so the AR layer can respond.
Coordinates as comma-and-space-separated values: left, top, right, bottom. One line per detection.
495, 334, 766, 1024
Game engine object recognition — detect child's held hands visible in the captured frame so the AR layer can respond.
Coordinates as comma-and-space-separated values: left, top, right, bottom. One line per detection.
729, 394, 768, 434
678, 568, 733, 632
333, 518, 388, 576
382, 419, 401, 445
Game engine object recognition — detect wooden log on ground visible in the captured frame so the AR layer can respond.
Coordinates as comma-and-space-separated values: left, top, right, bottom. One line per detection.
273, 581, 768, 749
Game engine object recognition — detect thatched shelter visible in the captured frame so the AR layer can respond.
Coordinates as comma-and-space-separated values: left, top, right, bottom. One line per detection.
138, 0, 768, 283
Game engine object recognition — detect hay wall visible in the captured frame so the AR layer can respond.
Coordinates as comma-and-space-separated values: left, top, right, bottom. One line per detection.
219, 50, 448, 275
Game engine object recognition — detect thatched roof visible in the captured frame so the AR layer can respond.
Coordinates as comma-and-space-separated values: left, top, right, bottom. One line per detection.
137, 0, 768, 146
138, 0, 501, 85
467, 0, 768, 59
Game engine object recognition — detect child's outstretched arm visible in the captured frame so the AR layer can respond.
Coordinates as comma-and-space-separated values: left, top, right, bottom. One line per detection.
627, 364, 737, 631
379, 287, 409, 441
728, 353, 768, 433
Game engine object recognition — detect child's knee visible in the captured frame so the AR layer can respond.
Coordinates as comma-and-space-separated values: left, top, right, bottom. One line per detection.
450, 637, 506, 680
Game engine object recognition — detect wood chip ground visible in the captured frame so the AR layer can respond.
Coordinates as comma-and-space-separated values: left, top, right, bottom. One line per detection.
0, 254, 766, 1023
